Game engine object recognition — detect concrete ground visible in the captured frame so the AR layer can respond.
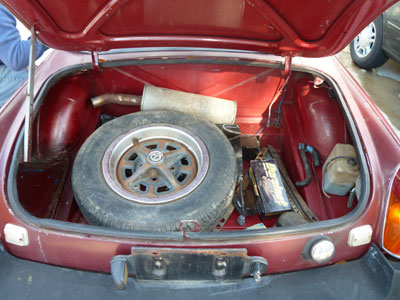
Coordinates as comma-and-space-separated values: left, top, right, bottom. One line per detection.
336, 47, 400, 137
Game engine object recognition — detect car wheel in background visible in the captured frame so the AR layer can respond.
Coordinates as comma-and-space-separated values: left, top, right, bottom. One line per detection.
350, 16, 388, 69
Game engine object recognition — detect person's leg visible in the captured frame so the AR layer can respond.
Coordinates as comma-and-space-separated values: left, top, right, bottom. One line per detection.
0, 65, 28, 107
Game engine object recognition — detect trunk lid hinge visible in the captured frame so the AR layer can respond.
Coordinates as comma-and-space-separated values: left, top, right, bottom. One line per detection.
23, 26, 38, 162
91, 50, 101, 72
283, 55, 292, 78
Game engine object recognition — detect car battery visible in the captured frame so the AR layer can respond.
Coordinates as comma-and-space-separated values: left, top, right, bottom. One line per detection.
249, 159, 291, 218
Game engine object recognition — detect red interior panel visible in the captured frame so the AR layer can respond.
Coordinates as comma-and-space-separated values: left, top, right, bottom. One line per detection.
18, 62, 355, 229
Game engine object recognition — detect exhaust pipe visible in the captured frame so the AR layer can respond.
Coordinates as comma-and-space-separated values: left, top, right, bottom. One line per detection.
141, 85, 236, 124
91, 94, 142, 108
91, 86, 237, 124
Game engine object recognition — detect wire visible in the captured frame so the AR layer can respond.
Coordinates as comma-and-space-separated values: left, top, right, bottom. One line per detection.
254, 68, 291, 135
254, 126, 266, 136
221, 124, 241, 135
267, 72, 291, 127
253, 76, 283, 136
239, 176, 245, 215
274, 87, 288, 127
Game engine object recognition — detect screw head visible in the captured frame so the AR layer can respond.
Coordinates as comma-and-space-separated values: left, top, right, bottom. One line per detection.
216, 259, 227, 268
237, 215, 245, 226
148, 151, 164, 163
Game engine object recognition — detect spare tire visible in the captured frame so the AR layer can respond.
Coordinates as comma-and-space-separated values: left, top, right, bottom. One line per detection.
72, 110, 237, 231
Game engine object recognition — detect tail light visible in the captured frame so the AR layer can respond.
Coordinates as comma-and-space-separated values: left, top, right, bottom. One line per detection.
383, 168, 400, 256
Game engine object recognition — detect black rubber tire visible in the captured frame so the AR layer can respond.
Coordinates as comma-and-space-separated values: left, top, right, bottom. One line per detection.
350, 16, 388, 70
72, 111, 237, 232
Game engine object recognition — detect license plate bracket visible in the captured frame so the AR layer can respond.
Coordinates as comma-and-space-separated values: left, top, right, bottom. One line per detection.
110, 247, 268, 290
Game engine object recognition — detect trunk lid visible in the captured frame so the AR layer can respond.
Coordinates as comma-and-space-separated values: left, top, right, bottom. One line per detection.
1, 0, 396, 57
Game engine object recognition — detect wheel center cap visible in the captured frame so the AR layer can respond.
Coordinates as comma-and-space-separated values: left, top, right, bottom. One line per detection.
359, 32, 368, 48
148, 151, 164, 163
358, 27, 372, 49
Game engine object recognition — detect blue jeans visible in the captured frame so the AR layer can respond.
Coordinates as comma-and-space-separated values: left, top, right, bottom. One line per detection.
0, 65, 28, 107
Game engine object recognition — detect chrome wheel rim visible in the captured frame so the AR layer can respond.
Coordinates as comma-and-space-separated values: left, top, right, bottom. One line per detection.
354, 22, 376, 58
102, 124, 209, 204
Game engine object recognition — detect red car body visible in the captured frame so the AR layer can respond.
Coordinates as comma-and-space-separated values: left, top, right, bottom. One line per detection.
0, 48, 399, 271
0, 0, 399, 298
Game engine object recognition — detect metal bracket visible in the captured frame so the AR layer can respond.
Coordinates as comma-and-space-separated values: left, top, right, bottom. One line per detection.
91, 51, 100, 72
23, 27, 37, 162
179, 220, 199, 234
283, 55, 292, 78
110, 247, 268, 290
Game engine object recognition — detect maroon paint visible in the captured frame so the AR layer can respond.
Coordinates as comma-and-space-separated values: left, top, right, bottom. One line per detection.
36, 75, 95, 160
0, 50, 398, 275
0, 0, 397, 57
294, 76, 347, 160
17, 159, 69, 218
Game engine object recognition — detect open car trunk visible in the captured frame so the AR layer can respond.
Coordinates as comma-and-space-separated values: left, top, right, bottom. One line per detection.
13, 55, 361, 234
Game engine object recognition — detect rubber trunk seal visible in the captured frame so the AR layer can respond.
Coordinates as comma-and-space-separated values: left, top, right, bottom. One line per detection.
6, 52, 369, 242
